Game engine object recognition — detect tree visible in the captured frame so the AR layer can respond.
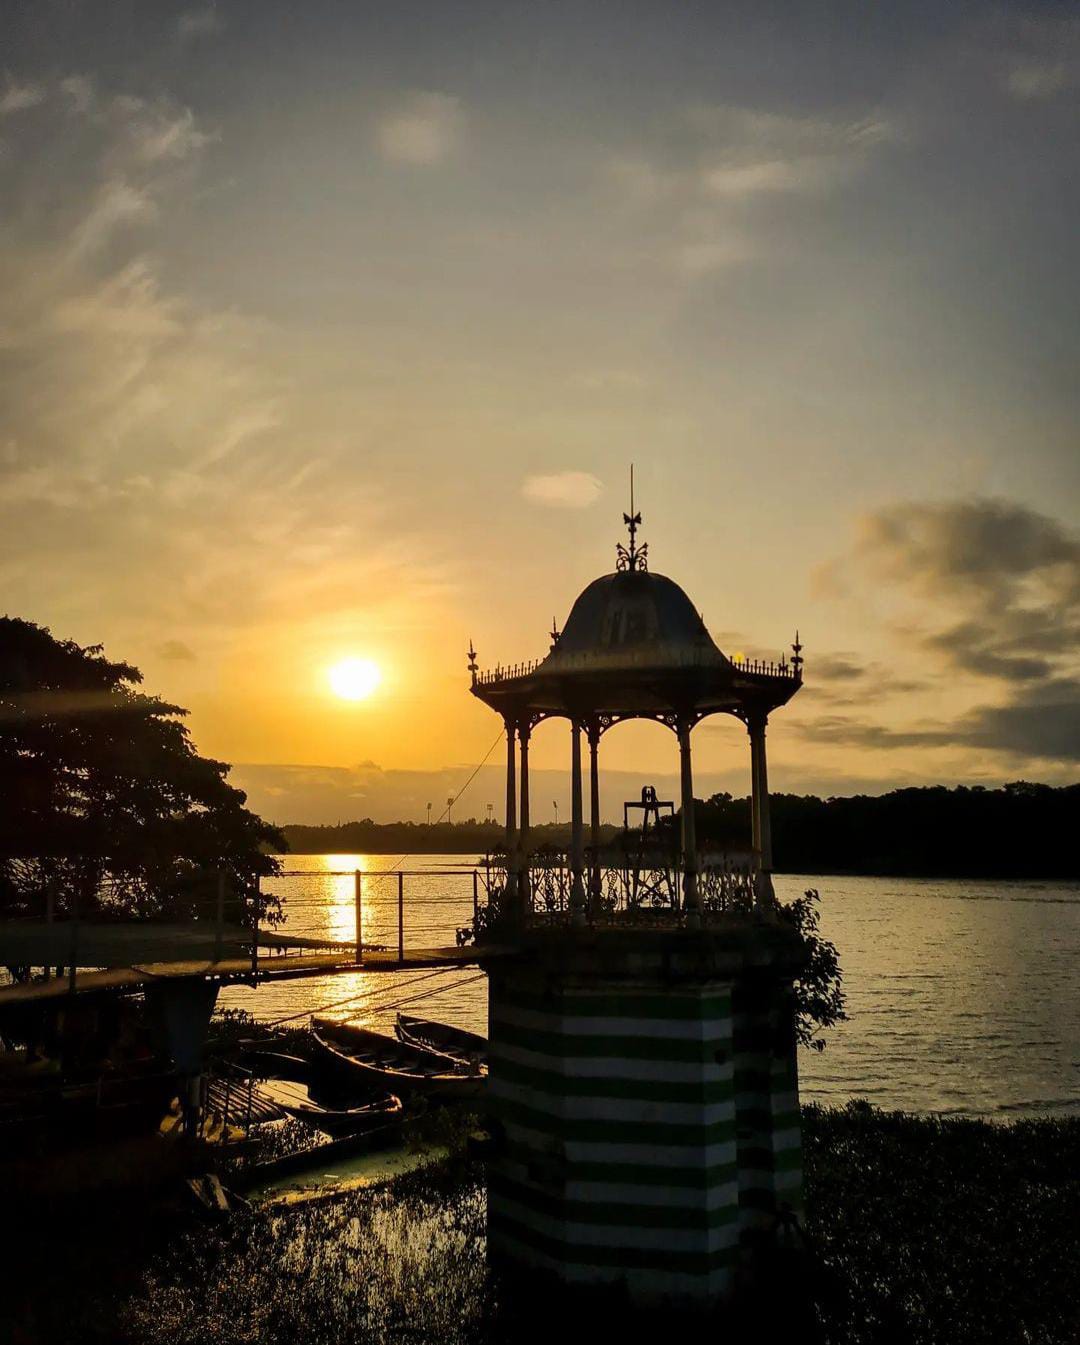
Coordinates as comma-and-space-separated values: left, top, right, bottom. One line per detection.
0, 617, 285, 925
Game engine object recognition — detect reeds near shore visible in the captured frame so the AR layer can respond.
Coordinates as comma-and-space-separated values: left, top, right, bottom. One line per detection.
5, 1103, 1079, 1344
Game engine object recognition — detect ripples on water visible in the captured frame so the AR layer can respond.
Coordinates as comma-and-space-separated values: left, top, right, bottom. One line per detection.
219, 856, 1080, 1120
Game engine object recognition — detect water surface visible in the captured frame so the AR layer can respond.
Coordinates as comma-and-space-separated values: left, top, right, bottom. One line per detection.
220, 856, 1080, 1119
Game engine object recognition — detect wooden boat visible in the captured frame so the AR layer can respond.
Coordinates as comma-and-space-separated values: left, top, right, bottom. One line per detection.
311, 1019, 485, 1101
395, 1014, 487, 1067
231, 1048, 404, 1136
256, 1077, 403, 1137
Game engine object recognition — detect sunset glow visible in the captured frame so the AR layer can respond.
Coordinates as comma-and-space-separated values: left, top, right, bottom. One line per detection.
328, 658, 382, 702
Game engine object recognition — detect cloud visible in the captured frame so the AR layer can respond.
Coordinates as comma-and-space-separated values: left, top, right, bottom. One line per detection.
375, 92, 463, 165
177, 7, 223, 43
606, 102, 899, 279
812, 498, 1080, 765
845, 497, 1080, 684
521, 471, 603, 510
0, 81, 46, 116
0, 75, 452, 661
59, 76, 95, 114
1006, 62, 1070, 100
795, 679, 1080, 764
157, 640, 197, 662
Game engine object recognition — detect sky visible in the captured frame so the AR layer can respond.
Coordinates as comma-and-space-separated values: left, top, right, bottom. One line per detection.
1, 1, 1078, 824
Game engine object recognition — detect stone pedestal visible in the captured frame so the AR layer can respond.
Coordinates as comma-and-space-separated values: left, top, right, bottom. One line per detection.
483, 925, 803, 1305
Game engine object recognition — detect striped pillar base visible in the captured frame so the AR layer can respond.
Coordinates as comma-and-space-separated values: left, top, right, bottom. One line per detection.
486, 946, 803, 1304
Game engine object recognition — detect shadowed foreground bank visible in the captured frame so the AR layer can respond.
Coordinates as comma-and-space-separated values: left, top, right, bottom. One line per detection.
4, 1104, 1079, 1345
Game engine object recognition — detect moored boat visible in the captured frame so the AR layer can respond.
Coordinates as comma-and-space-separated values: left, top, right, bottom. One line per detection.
256, 1077, 403, 1137
395, 1014, 487, 1067
311, 1019, 485, 1101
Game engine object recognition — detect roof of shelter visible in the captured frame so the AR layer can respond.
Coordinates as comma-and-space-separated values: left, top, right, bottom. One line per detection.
468, 500, 802, 724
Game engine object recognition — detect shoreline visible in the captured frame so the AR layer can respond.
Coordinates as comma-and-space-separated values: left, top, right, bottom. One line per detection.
8, 1100, 1080, 1344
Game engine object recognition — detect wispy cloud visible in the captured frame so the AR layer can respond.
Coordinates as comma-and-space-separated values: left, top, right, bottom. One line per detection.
522, 471, 603, 509
177, 7, 223, 43
375, 91, 464, 165
1006, 62, 1071, 100
0, 80, 46, 116
0, 76, 453, 661
606, 101, 900, 277
811, 498, 1080, 765
158, 639, 197, 662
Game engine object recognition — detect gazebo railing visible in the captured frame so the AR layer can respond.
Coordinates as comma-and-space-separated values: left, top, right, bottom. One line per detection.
472, 848, 761, 932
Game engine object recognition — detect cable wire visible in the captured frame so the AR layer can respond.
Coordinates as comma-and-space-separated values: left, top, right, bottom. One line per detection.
264, 964, 465, 1027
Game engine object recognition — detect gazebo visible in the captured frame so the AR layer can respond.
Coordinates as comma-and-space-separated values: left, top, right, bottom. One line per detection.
469, 503, 803, 925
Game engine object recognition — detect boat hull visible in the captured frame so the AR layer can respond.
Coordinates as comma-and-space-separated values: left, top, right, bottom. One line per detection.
311, 1021, 484, 1102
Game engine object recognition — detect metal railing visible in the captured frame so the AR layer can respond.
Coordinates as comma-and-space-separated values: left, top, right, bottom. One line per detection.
472, 848, 764, 931
473, 651, 801, 686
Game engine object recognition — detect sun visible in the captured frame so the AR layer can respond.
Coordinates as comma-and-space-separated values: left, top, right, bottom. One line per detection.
327, 657, 382, 702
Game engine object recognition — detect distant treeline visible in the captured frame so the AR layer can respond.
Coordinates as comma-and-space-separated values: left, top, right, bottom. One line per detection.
282, 782, 1078, 879
694, 781, 1079, 880
281, 819, 619, 857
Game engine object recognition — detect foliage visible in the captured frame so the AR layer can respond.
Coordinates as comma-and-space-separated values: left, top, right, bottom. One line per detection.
7, 1105, 1080, 1343
779, 888, 847, 1051
284, 817, 622, 855
0, 617, 285, 924
802, 1102, 1080, 1345
696, 782, 1080, 879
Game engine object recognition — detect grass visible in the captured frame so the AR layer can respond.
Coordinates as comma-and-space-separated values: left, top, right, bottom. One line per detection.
4, 1104, 1079, 1345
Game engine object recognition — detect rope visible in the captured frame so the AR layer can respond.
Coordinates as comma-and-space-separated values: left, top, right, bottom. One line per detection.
263, 964, 464, 1028
373, 728, 505, 874
359, 971, 486, 1017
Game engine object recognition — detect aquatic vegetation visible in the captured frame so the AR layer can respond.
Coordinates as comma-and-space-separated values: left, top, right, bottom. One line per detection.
6, 1105, 1080, 1343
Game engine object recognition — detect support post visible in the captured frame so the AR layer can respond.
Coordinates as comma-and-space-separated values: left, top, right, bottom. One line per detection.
748, 713, 776, 909
518, 721, 531, 907
569, 720, 586, 925
397, 871, 405, 963
67, 888, 79, 995
355, 869, 363, 964
503, 718, 518, 902
214, 868, 225, 963
251, 878, 259, 978
677, 718, 701, 928
588, 723, 601, 909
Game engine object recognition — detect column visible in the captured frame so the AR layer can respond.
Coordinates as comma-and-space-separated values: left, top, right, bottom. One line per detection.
677, 718, 701, 927
569, 721, 586, 925
518, 721, 531, 903
748, 713, 776, 908
588, 724, 601, 908
503, 718, 518, 900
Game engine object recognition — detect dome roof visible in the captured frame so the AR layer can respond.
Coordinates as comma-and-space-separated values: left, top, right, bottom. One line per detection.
540, 568, 727, 674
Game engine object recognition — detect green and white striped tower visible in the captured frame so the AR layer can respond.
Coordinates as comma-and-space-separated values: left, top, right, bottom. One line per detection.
483, 924, 804, 1304
469, 499, 806, 1306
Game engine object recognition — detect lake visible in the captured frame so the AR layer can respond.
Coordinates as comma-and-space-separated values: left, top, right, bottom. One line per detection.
219, 855, 1080, 1120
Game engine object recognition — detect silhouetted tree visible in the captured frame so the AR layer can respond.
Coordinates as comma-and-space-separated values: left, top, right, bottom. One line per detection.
694, 783, 1078, 880
0, 617, 284, 923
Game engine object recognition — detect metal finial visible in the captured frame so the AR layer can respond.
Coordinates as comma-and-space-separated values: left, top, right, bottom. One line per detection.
616, 462, 648, 572
549, 617, 561, 650
791, 629, 803, 675
467, 640, 478, 684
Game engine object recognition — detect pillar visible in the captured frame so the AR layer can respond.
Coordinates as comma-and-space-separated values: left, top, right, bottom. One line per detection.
504, 719, 518, 901
677, 718, 701, 927
518, 721, 531, 904
588, 724, 601, 908
484, 930, 806, 1305
748, 713, 776, 908
569, 721, 586, 925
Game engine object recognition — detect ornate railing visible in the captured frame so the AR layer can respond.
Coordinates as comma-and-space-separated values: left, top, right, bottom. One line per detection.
473, 652, 800, 687
470, 845, 761, 935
